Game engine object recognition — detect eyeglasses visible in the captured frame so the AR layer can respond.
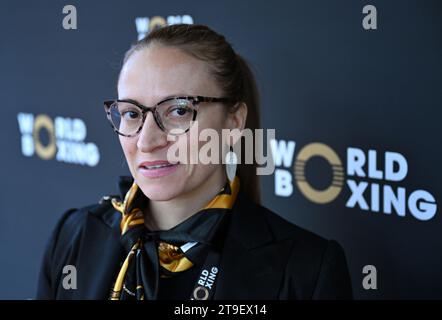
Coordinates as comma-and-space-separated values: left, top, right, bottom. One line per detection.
103, 95, 235, 137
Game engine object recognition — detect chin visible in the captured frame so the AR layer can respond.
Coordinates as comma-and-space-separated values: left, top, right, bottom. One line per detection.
135, 177, 183, 201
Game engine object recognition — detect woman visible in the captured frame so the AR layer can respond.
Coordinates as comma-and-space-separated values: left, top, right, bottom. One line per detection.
36, 24, 353, 300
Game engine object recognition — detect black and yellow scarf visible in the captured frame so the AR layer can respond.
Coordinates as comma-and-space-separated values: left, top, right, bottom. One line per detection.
109, 176, 240, 300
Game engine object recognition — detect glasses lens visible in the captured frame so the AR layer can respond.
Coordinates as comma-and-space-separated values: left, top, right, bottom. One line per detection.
109, 101, 143, 136
156, 98, 196, 134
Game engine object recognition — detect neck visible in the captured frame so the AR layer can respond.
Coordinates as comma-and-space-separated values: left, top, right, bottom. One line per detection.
144, 169, 227, 231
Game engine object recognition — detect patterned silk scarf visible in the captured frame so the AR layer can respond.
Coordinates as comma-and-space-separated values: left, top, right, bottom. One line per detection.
109, 176, 240, 300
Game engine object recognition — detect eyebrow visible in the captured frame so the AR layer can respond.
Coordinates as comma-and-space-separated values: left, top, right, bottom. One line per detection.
118, 93, 190, 106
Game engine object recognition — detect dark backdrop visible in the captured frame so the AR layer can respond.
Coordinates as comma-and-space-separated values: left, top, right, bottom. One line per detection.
1, 0, 441, 299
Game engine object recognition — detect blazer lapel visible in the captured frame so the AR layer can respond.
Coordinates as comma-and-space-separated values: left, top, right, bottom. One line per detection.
214, 192, 292, 299
72, 204, 124, 300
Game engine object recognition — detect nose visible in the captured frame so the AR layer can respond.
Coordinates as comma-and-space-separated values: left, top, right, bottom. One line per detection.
136, 111, 169, 152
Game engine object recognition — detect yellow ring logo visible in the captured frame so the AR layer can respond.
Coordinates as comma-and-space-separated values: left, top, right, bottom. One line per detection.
33, 114, 56, 160
149, 16, 167, 31
294, 142, 344, 204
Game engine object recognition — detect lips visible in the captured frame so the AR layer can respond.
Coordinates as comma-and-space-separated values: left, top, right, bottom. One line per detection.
138, 160, 180, 178
138, 160, 179, 170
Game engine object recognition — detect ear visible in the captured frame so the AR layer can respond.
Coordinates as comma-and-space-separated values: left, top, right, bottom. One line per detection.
226, 102, 247, 145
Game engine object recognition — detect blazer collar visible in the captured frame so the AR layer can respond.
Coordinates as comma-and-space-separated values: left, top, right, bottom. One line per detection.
73, 203, 123, 299
213, 190, 290, 299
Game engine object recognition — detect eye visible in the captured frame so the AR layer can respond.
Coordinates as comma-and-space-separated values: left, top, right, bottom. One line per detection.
169, 106, 190, 117
121, 110, 141, 120
158, 99, 195, 123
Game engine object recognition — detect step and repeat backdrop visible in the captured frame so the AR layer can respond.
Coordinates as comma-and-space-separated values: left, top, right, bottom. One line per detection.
1, 0, 441, 299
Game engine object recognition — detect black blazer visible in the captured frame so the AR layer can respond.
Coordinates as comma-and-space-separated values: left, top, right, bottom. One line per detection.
36, 190, 353, 300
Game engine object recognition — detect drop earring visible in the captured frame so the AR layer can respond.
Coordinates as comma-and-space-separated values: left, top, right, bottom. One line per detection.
225, 145, 237, 183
